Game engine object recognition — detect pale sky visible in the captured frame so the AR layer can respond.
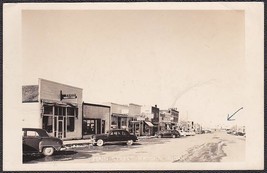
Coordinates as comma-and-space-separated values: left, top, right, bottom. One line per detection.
22, 10, 245, 127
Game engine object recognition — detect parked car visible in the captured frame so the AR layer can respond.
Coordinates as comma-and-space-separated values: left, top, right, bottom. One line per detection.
155, 130, 180, 138
91, 129, 138, 147
236, 131, 245, 136
177, 130, 186, 137
22, 128, 63, 156
185, 131, 196, 136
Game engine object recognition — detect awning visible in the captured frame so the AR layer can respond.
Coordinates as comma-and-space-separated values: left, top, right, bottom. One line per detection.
130, 121, 140, 123
41, 99, 78, 107
145, 121, 154, 127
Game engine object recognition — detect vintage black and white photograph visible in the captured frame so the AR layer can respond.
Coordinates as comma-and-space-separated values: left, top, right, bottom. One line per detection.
3, 2, 264, 171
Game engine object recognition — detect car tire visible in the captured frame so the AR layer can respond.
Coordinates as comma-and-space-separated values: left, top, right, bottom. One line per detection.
42, 147, 54, 156
96, 139, 104, 147
126, 140, 133, 146
172, 134, 176, 138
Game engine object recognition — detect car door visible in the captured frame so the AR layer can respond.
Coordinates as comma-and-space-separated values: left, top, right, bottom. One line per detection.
166, 130, 172, 137
115, 131, 123, 142
23, 130, 42, 153
121, 130, 130, 141
108, 131, 116, 142
108, 131, 121, 142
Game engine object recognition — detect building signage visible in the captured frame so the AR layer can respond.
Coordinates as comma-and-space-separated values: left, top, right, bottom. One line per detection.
137, 117, 145, 121
60, 90, 77, 100
22, 85, 39, 103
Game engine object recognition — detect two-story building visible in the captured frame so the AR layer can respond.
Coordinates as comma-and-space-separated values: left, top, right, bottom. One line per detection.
159, 108, 179, 131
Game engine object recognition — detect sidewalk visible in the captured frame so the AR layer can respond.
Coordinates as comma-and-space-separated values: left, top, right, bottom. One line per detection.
63, 135, 156, 146
63, 139, 94, 146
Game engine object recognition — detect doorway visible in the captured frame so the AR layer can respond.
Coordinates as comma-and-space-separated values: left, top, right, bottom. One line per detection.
54, 116, 66, 139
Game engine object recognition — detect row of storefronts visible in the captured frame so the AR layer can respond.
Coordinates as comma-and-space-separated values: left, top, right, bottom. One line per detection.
22, 79, 180, 140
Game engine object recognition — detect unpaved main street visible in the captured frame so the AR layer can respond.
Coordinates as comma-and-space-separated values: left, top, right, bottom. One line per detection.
24, 131, 245, 163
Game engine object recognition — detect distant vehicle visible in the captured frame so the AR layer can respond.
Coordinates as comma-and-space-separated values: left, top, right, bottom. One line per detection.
236, 132, 245, 136
202, 129, 212, 134
155, 130, 180, 138
178, 130, 186, 137
185, 131, 196, 136
22, 128, 63, 156
91, 129, 138, 146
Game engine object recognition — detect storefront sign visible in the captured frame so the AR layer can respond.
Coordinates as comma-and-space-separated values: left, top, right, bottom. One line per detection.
137, 117, 145, 121
60, 90, 77, 100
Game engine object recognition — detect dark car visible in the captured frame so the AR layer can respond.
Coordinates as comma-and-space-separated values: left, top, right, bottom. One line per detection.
22, 128, 63, 156
236, 132, 245, 136
91, 129, 138, 146
155, 130, 180, 138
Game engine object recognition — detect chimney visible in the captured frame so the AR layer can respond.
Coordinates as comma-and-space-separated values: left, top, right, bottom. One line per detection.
155, 105, 157, 108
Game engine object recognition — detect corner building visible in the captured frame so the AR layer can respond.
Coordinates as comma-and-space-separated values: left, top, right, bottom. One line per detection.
22, 78, 83, 140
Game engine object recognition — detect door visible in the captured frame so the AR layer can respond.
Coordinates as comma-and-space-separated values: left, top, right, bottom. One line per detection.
109, 130, 122, 142
54, 116, 66, 139
23, 130, 42, 153
118, 117, 121, 129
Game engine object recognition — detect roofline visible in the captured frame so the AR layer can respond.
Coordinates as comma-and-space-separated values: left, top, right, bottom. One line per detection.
83, 102, 110, 108
39, 78, 83, 90
106, 102, 129, 107
129, 103, 142, 107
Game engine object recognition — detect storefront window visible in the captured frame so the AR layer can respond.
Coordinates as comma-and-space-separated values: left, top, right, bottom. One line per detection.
44, 105, 53, 114
102, 120, 105, 133
83, 119, 95, 135
111, 116, 117, 125
42, 116, 53, 133
67, 116, 75, 132
67, 107, 78, 118
121, 117, 127, 126
67, 107, 75, 115
55, 106, 66, 116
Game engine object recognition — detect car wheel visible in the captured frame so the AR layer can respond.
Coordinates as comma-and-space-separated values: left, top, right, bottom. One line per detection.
127, 140, 133, 146
96, 139, 104, 146
42, 147, 54, 156
158, 135, 162, 138
172, 134, 176, 138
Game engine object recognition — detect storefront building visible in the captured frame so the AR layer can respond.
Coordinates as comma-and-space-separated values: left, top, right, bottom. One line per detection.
151, 105, 160, 135
159, 108, 179, 131
107, 103, 129, 130
22, 78, 83, 140
178, 121, 194, 132
140, 105, 154, 136
169, 108, 179, 129
159, 110, 172, 131
128, 103, 142, 136
82, 103, 110, 138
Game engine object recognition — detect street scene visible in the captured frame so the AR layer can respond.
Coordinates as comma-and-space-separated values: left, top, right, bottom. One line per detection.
15, 7, 253, 168
3, 2, 264, 171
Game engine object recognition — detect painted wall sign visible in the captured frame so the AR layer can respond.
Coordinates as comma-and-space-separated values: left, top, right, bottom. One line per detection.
22, 85, 39, 102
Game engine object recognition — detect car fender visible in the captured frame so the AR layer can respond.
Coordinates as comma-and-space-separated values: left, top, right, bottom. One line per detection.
39, 139, 62, 152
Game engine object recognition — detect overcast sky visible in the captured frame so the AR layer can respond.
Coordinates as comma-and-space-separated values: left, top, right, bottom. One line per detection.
22, 10, 245, 127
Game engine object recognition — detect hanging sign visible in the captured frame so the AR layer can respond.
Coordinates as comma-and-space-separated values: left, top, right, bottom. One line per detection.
60, 90, 77, 100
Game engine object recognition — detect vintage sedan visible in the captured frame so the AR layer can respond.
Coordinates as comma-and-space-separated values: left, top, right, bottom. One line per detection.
22, 128, 63, 156
91, 129, 138, 146
155, 130, 180, 138
177, 130, 186, 137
